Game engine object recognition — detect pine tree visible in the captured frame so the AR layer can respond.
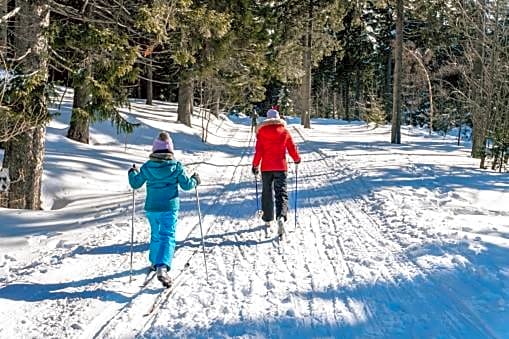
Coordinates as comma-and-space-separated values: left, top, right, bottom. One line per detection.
49, 3, 139, 144
137, 1, 230, 127
1, 1, 51, 209
261, 0, 348, 128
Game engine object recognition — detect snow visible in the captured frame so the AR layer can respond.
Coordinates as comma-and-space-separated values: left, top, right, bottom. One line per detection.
1, 88, 508, 338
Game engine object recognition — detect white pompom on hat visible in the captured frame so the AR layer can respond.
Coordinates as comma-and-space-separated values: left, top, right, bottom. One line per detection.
266, 109, 280, 119
152, 131, 174, 152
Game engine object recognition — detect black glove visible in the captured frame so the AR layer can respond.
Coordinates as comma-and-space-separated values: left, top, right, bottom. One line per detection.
128, 165, 137, 174
252, 167, 259, 175
295, 159, 301, 165
191, 173, 201, 186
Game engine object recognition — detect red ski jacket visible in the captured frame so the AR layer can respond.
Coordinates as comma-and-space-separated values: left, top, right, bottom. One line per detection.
252, 119, 301, 172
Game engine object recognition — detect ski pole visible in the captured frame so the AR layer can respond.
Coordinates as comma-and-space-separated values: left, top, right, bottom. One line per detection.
129, 164, 137, 283
294, 163, 298, 229
255, 173, 263, 217
129, 186, 135, 283
195, 187, 209, 282
255, 173, 260, 212
255, 174, 258, 210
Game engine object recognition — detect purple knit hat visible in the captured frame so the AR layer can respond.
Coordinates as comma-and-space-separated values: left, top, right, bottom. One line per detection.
152, 132, 174, 152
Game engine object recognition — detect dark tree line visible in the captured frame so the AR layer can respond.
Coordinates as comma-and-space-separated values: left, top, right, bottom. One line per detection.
1, 0, 507, 209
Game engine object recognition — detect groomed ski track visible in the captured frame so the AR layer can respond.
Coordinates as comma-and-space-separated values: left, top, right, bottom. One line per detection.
2, 110, 506, 339
94, 120, 500, 338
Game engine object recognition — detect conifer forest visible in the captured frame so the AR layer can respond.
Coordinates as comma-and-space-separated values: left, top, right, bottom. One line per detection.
1, 0, 508, 208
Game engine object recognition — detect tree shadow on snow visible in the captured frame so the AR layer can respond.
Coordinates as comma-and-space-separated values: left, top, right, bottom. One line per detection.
71, 242, 149, 256
288, 160, 508, 214
177, 225, 276, 250
0, 267, 159, 303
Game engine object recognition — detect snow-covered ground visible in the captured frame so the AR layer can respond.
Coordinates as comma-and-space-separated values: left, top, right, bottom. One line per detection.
1, 89, 508, 338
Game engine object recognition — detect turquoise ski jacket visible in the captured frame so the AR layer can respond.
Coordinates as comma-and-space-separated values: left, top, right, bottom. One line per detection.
128, 152, 197, 212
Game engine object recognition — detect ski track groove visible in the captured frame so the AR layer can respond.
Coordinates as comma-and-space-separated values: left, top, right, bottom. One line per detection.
296, 140, 381, 335
292, 126, 391, 334
202, 125, 299, 335
140, 124, 257, 335
109, 122, 498, 338
138, 122, 263, 337
224, 129, 286, 334
84, 121, 498, 338
260, 170, 316, 333
292, 127, 430, 335
292, 125, 498, 338
92, 123, 252, 338
5, 117, 241, 332
174, 124, 314, 335
332, 150, 499, 338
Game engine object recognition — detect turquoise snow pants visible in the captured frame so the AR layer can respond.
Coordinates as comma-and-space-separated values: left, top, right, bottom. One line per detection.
145, 210, 178, 269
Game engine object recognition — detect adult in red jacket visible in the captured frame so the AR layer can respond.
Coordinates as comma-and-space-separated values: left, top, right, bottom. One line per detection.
252, 109, 301, 237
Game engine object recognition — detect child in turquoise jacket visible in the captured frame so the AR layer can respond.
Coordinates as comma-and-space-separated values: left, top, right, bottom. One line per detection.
128, 132, 200, 287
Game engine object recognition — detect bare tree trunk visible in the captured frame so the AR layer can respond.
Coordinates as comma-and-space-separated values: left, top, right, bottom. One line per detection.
67, 81, 91, 144
457, 121, 462, 146
0, 0, 7, 148
199, 81, 213, 143
471, 0, 487, 159
332, 91, 337, 119
146, 58, 153, 105
301, 0, 312, 128
3, 127, 45, 209
199, 81, 205, 142
344, 73, 350, 121
136, 77, 142, 99
325, 77, 330, 119
211, 87, 220, 117
2, 1, 49, 210
333, 55, 337, 119
391, 0, 403, 144
355, 69, 361, 119
338, 83, 343, 119
177, 75, 193, 127
385, 51, 393, 120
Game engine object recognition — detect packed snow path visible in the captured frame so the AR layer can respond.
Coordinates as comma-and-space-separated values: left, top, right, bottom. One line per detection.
95, 121, 508, 338
1, 109, 508, 338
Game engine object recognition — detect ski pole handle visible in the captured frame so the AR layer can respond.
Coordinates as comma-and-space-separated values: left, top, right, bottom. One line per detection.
129, 164, 137, 175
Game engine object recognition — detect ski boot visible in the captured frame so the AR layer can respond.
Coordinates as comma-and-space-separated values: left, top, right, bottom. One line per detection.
264, 220, 273, 237
156, 265, 172, 288
277, 217, 286, 240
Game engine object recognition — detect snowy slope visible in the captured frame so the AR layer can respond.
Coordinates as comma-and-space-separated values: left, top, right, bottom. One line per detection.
1, 90, 508, 339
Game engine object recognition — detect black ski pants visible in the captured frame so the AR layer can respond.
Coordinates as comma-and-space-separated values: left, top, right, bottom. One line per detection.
261, 171, 288, 222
